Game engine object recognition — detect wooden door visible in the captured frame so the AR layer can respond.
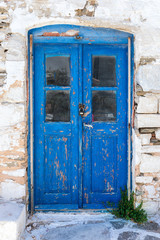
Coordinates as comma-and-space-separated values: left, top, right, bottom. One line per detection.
34, 44, 79, 210
82, 44, 128, 208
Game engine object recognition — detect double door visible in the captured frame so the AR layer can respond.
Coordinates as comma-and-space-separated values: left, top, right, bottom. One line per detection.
34, 43, 128, 210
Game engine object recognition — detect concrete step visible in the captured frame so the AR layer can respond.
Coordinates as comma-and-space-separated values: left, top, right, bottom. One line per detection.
0, 201, 26, 240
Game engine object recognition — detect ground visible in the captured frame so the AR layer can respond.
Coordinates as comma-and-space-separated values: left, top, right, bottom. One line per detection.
21, 211, 160, 240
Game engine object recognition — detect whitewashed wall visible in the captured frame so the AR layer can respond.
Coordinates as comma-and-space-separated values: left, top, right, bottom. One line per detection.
0, 0, 160, 214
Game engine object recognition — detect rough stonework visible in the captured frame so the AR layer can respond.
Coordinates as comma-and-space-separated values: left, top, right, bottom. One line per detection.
0, 0, 160, 219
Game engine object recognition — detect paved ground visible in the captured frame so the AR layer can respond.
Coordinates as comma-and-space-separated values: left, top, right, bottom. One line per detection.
21, 211, 160, 240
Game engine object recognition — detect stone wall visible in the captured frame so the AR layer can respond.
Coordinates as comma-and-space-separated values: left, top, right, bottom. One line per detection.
0, 0, 160, 213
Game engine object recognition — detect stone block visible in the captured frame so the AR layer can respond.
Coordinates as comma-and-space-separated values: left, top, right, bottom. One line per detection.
155, 129, 160, 139
140, 154, 160, 173
0, 201, 26, 240
159, 99, 160, 113
137, 114, 160, 128
136, 176, 153, 184
0, 180, 25, 200
137, 96, 158, 113
140, 134, 151, 145
142, 201, 159, 214
137, 64, 160, 91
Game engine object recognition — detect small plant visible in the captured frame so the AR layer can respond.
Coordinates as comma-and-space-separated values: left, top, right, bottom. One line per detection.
107, 187, 147, 224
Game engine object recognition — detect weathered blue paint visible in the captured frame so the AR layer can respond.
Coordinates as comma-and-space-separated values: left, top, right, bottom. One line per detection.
82, 44, 128, 208
28, 25, 134, 211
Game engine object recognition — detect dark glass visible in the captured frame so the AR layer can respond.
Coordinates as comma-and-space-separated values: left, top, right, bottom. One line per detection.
92, 56, 116, 87
46, 56, 70, 86
45, 90, 70, 122
92, 91, 116, 122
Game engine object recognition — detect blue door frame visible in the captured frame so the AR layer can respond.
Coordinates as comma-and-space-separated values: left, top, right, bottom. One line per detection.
28, 25, 134, 211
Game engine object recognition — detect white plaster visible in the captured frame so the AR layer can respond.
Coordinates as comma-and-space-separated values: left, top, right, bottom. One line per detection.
137, 96, 158, 114
0, 104, 25, 128
0, 201, 26, 240
137, 114, 160, 128
140, 154, 160, 173
2, 169, 26, 177
0, 180, 25, 200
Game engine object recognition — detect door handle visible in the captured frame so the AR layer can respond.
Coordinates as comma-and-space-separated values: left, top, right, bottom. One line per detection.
79, 104, 85, 116
83, 123, 93, 128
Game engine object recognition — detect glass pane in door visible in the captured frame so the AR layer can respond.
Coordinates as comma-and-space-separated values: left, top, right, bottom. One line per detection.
92, 91, 116, 122
45, 90, 70, 122
92, 56, 116, 87
46, 56, 70, 86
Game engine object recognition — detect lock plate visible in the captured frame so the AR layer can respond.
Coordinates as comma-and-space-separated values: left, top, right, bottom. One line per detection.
79, 104, 85, 116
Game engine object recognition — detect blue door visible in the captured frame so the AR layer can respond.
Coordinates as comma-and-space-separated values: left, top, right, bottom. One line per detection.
82, 45, 128, 208
34, 43, 128, 210
34, 44, 79, 210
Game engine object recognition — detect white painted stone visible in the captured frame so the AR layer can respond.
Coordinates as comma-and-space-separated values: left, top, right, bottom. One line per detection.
137, 114, 160, 128
0, 104, 24, 127
0, 130, 20, 151
144, 185, 156, 198
136, 176, 153, 184
137, 96, 158, 113
3, 87, 25, 103
0, 32, 5, 42
159, 99, 160, 113
0, 180, 25, 200
140, 134, 151, 145
140, 154, 160, 173
0, 201, 26, 240
141, 145, 160, 153
155, 129, 160, 139
137, 64, 160, 91
4, 61, 25, 88
1, 34, 25, 61
2, 169, 26, 177
142, 201, 159, 215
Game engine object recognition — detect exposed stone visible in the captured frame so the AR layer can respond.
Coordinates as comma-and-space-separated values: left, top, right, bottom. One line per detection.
139, 57, 156, 66
135, 221, 160, 233
110, 221, 126, 229
75, 0, 97, 17
118, 231, 139, 240
140, 128, 157, 134
137, 96, 158, 114
137, 114, 160, 128
144, 236, 160, 240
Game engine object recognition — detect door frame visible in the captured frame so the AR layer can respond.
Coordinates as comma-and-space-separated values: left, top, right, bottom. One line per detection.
28, 24, 134, 213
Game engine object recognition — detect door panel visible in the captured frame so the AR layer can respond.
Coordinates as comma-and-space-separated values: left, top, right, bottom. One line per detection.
34, 44, 79, 209
82, 45, 128, 208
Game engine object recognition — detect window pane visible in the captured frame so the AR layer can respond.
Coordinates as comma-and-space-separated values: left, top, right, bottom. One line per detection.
92, 91, 116, 122
46, 56, 70, 86
46, 90, 70, 122
92, 56, 116, 87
